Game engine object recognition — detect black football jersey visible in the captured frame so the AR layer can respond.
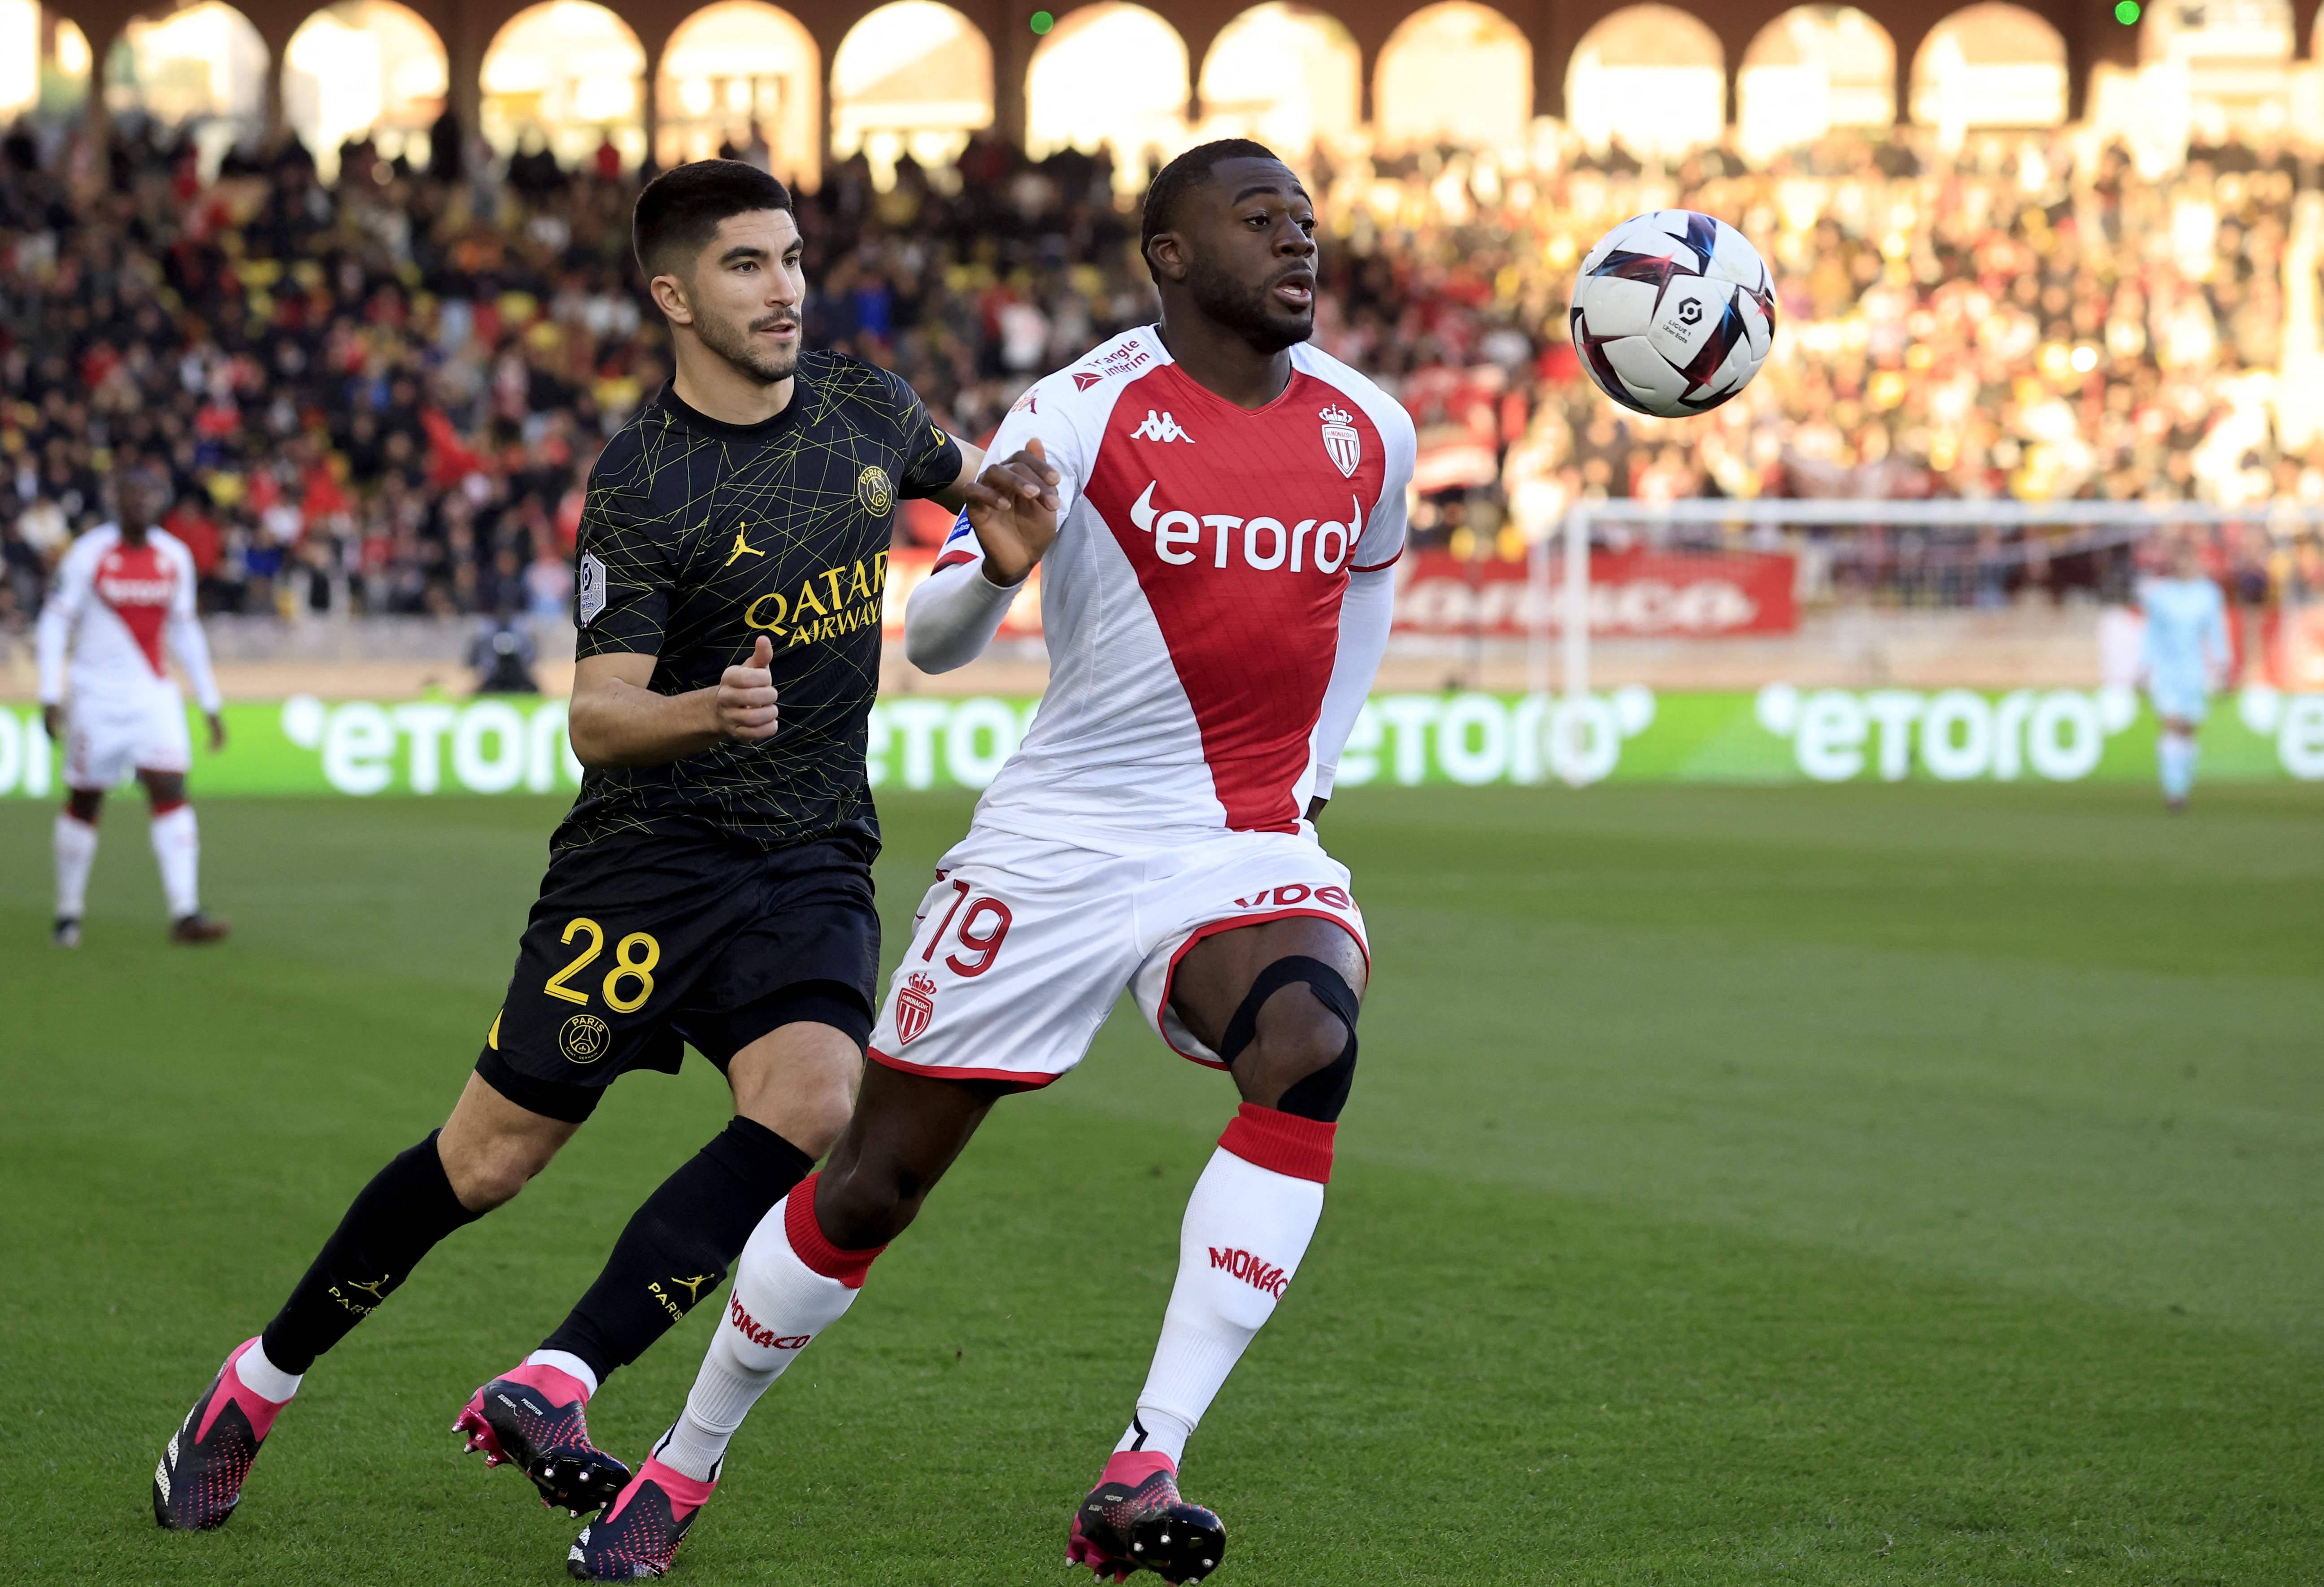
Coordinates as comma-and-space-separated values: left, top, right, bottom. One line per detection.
555, 356, 961, 853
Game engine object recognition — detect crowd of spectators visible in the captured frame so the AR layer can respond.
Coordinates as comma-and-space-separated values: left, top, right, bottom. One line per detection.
5, 110, 2324, 641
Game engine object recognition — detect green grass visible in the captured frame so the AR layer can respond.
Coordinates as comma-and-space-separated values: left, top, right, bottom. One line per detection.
1, 783, 2318, 1585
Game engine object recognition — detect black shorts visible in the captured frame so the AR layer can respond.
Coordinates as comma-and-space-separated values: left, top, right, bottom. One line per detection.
475, 830, 879, 1123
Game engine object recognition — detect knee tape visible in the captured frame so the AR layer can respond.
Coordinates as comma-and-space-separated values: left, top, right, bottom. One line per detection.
1218, 955, 1360, 1123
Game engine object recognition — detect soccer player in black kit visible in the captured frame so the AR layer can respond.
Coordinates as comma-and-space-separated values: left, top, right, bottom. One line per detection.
151, 161, 1054, 1532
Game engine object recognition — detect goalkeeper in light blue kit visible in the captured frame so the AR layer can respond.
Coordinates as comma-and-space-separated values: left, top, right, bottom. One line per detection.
2138, 539, 2232, 812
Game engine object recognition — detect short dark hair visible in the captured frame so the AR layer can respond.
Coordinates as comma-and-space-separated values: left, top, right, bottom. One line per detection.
632, 159, 794, 279
1139, 138, 1284, 275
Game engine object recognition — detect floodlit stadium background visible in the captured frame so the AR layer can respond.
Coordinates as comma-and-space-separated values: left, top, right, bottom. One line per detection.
5, 0, 2324, 791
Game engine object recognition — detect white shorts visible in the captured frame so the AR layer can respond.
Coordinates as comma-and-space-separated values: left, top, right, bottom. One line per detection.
64, 687, 191, 789
869, 823, 1370, 1087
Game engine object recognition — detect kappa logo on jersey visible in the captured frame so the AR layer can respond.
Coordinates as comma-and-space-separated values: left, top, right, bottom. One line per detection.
728, 1294, 813, 1351
1318, 404, 1362, 478
1209, 1247, 1289, 1299
1010, 389, 1038, 414
1127, 480, 1362, 574
895, 972, 937, 1044
1132, 410, 1195, 444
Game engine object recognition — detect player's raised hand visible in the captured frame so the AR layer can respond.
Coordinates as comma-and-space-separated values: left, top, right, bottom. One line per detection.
959, 438, 1062, 586
715, 635, 780, 743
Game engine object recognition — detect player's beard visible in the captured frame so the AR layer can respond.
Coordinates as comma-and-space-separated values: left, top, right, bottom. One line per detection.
1184, 256, 1314, 355
694, 303, 801, 387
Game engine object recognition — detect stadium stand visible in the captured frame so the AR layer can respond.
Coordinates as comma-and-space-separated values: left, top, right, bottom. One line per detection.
4, 113, 2322, 645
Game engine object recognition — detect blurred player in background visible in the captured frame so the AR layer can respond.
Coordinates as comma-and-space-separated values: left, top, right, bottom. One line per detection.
35, 465, 229, 947
569, 140, 1412, 1585
2139, 539, 2231, 812
148, 160, 1020, 1536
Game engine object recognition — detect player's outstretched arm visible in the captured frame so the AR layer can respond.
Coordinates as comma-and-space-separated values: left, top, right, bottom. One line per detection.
567, 638, 779, 767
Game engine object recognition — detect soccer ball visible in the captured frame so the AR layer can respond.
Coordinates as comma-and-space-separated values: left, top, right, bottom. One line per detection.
1570, 210, 1776, 417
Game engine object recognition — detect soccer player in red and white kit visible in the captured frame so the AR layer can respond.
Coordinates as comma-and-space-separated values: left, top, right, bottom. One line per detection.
36, 465, 230, 947
569, 139, 1412, 1584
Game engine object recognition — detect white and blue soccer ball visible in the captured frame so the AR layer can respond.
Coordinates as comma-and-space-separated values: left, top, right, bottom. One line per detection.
1570, 210, 1776, 418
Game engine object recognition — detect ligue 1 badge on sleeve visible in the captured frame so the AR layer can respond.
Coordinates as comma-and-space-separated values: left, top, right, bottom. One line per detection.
896, 972, 937, 1044
1319, 404, 1360, 478
577, 552, 607, 626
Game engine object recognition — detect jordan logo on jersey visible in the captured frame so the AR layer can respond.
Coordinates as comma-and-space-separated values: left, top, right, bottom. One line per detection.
1132, 410, 1195, 444
1319, 405, 1362, 478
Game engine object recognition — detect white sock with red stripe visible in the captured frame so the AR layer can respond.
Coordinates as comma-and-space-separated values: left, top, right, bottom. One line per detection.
149, 802, 200, 918
1114, 1105, 1335, 1466
654, 1174, 883, 1484
54, 810, 97, 919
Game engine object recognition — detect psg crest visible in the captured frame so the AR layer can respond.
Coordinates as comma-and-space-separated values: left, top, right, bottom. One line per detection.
895, 972, 937, 1045
1319, 405, 1360, 478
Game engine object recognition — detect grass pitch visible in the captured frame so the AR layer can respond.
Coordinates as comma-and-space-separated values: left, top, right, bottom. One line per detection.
2, 783, 2318, 1585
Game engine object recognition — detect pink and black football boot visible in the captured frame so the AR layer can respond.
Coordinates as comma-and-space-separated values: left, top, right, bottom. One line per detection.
566, 1442, 718, 1580
152, 1338, 292, 1530
1067, 1451, 1228, 1585
454, 1361, 631, 1516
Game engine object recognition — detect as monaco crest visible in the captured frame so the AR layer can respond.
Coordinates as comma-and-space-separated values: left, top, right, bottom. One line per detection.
1319, 405, 1360, 478
895, 973, 937, 1045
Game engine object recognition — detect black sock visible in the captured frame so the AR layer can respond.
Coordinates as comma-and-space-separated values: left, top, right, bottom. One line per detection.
261, 1130, 484, 1375
539, 1116, 814, 1386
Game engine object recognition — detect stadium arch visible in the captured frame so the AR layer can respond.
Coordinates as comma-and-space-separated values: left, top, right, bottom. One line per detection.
1565, 3, 1723, 156
283, 0, 446, 178
1907, 2, 2069, 139
2138, 0, 2293, 141
480, 0, 645, 169
0, 2, 93, 120
1737, 4, 1894, 160
1374, 0, 1529, 150
655, 0, 818, 185
1196, 3, 1361, 155
104, 0, 270, 164
1023, 1, 1189, 181
831, 0, 991, 183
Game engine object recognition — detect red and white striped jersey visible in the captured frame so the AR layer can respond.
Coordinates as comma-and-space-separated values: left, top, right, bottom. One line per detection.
917, 326, 1414, 844
35, 524, 221, 712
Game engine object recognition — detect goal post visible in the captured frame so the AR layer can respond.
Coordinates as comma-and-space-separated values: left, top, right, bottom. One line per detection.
1520, 498, 2324, 786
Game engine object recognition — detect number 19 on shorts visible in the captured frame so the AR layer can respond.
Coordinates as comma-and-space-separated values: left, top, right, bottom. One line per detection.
922, 879, 1011, 976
